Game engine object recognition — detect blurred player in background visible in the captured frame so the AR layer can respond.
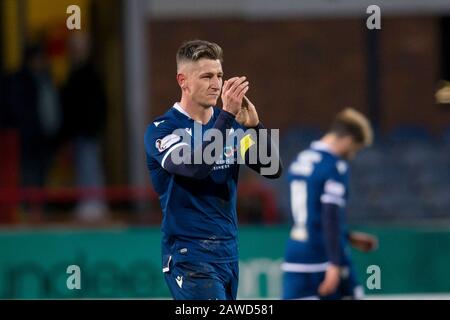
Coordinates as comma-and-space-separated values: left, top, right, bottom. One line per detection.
144, 40, 282, 300
282, 108, 378, 300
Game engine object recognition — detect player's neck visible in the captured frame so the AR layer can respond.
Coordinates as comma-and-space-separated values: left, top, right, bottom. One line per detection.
178, 98, 212, 124
320, 135, 341, 156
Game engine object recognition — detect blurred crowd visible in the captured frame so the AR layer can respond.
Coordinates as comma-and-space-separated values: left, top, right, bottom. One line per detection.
0, 32, 108, 223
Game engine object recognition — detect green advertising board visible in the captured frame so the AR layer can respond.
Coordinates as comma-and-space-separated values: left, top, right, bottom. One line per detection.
0, 225, 449, 299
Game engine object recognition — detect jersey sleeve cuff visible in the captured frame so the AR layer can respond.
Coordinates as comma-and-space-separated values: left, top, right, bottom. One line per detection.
321, 194, 346, 207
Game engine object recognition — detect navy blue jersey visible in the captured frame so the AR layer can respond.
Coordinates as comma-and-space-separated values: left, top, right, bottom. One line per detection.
145, 103, 249, 269
283, 141, 351, 271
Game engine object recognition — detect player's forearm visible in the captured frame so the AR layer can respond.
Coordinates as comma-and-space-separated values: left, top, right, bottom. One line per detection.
244, 122, 283, 179
164, 110, 236, 179
321, 203, 343, 266
348, 231, 378, 252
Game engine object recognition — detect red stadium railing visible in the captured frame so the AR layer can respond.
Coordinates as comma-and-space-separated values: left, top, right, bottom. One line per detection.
0, 186, 158, 204
0, 130, 278, 224
0, 130, 19, 224
0, 182, 278, 225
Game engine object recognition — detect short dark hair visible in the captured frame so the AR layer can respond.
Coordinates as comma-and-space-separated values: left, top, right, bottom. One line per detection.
176, 40, 223, 66
329, 108, 373, 146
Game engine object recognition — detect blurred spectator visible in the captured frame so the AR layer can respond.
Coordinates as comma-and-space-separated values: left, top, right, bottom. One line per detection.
61, 32, 108, 222
2, 40, 61, 189
0, 77, 14, 129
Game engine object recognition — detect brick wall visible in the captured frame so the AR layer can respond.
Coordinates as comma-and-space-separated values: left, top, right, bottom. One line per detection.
148, 16, 449, 135
380, 17, 449, 135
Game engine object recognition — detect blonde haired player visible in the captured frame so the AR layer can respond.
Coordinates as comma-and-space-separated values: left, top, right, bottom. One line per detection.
282, 108, 378, 300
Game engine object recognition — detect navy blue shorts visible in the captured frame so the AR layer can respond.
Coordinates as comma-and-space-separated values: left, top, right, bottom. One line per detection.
164, 260, 239, 300
282, 264, 363, 300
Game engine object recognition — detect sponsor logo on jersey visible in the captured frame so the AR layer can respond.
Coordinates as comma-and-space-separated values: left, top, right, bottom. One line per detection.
155, 134, 181, 153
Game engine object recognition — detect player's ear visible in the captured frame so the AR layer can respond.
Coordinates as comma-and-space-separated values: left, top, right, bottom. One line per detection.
176, 73, 185, 88
343, 136, 355, 149
177, 73, 189, 92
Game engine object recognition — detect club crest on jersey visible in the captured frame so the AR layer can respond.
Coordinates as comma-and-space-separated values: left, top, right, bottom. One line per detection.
155, 134, 181, 153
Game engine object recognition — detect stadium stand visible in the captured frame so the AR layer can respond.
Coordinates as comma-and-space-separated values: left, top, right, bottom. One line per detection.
267, 126, 450, 223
